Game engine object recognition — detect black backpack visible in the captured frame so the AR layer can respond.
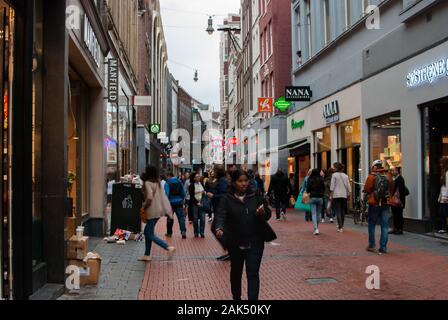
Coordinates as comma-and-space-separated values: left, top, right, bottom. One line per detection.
374, 174, 390, 203
168, 180, 183, 197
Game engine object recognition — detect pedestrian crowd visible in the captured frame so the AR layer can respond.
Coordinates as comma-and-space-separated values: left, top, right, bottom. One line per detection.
135, 156, 448, 300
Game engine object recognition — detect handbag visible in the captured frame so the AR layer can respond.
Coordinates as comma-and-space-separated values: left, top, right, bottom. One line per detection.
260, 219, 277, 242
201, 194, 212, 214
295, 193, 311, 212
390, 189, 403, 207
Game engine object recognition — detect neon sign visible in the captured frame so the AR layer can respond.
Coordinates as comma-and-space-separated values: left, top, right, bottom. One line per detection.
406, 58, 448, 88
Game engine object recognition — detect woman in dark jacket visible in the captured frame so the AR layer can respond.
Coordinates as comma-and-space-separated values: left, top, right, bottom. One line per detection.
307, 169, 325, 236
214, 170, 274, 301
390, 167, 407, 235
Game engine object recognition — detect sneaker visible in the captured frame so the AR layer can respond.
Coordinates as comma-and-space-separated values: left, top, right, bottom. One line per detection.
167, 246, 176, 259
366, 246, 377, 253
437, 230, 447, 234
182, 233, 187, 239
339, 228, 343, 233
276, 218, 281, 221
321, 219, 325, 224
330, 218, 334, 223
314, 229, 320, 236
138, 256, 152, 262
378, 248, 387, 254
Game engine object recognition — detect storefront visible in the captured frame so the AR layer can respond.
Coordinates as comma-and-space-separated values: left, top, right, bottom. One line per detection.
287, 83, 362, 196
362, 38, 448, 233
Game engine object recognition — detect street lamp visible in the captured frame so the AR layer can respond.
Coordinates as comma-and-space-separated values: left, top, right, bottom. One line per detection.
206, 16, 214, 35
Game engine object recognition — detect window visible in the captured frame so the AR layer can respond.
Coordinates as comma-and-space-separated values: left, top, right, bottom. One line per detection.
345, 0, 352, 29
305, 0, 312, 58
265, 27, 269, 60
324, 0, 331, 44
260, 32, 264, 63
314, 127, 332, 170
369, 112, 402, 169
269, 21, 273, 56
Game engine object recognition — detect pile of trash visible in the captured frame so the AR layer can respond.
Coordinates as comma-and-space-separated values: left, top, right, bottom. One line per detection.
104, 229, 144, 244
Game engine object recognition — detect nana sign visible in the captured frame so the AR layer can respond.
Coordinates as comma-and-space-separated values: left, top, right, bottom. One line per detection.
285, 86, 312, 102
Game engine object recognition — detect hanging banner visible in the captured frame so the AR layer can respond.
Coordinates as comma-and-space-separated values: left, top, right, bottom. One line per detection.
108, 58, 119, 104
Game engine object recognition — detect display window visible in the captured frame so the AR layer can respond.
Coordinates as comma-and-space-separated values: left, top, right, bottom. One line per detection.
369, 111, 402, 170
422, 101, 448, 229
314, 127, 332, 170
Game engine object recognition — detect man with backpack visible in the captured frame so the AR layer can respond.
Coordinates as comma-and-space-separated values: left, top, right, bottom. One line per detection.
164, 172, 187, 239
363, 160, 395, 254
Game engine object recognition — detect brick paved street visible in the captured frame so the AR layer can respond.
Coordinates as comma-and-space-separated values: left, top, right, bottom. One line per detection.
139, 210, 448, 300
60, 210, 448, 300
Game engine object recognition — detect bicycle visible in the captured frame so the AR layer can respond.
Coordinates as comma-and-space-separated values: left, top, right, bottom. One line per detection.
351, 180, 368, 225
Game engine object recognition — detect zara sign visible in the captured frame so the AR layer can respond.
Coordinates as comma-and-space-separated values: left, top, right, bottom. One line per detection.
323, 100, 340, 125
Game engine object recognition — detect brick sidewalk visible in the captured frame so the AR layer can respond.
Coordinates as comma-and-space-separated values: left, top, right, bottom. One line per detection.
139, 210, 448, 300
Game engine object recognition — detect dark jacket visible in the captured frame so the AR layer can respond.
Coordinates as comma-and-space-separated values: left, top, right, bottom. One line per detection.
268, 173, 292, 199
214, 191, 275, 248
307, 176, 325, 198
393, 175, 406, 208
255, 177, 265, 194
210, 177, 229, 208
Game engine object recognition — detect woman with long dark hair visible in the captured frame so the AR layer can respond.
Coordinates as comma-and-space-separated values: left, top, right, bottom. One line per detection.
139, 166, 176, 262
307, 169, 325, 235
214, 170, 275, 300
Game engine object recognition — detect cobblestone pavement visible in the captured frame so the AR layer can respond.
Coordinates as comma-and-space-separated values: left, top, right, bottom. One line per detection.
138, 210, 448, 300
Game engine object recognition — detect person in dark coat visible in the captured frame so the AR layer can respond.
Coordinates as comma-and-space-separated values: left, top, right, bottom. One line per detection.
268, 169, 292, 221
255, 172, 265, 195
390, 167, 407, 235
214, 169, 274, 301
208, 166, 230, 261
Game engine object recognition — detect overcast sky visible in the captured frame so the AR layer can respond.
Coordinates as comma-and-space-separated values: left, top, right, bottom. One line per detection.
160, 0, 241, 112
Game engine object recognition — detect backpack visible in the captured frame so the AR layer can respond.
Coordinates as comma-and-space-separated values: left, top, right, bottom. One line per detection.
374, 174, 390, 203
168, 180, 183, 197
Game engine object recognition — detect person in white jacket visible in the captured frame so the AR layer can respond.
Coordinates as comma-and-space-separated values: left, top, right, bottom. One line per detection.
330, 162, 352, 233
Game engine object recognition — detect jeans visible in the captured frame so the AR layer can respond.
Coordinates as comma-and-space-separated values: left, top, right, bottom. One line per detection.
228, 240, 264, 300
144, 219, 169, 256
274, 196, 288, 219
310, 198, 323, 231
332, 198, 348, 229
167, 205, 187, 235
368, 205, 391, 251
440, 203, 448, 230
391, 206, 404, 231
193, 204, 206, 236
322, 197, 329, 220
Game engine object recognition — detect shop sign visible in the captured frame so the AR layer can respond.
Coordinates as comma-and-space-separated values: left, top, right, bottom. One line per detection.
150, 124, 161, 134
274, 97, 292, 113
258, 98, 273, 113
291, 119, 305, 130
406, 58, 448, 88
108, 58, 119, 104
285, 86, 313, 102
83, 14, 101, 67
323, 100, 340, 125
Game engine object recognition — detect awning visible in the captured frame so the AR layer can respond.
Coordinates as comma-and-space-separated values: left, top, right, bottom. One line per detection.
277, 137, 310, 151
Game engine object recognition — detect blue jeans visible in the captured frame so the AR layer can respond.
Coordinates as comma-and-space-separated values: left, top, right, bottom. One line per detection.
368, 205, 391, 251
144, 219, 169, 256
166, 205, 187, 235
193, 204, 206, 236
310, 198, 323, 231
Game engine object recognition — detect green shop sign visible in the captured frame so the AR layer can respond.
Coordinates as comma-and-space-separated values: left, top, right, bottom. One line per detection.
274, 96, 292, 113
150, 123, 161, 134
291, 119, 305, 130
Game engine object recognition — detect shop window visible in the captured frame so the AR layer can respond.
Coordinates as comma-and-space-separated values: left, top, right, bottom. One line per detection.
369, 112, 402, 169
340, 118, 361, 149
315, 127, 332, 152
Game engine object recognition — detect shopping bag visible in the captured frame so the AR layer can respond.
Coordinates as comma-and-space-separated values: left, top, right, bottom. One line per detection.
302, 192, 310, 204
295, 194, 311, 212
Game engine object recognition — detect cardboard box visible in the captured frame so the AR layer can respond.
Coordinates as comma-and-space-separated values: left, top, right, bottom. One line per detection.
68, 253, 102, 286
67, 217, 76, 240
67, 236, 89, 260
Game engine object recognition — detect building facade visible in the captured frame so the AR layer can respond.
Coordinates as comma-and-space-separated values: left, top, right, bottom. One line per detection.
288, 0, 448, 233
